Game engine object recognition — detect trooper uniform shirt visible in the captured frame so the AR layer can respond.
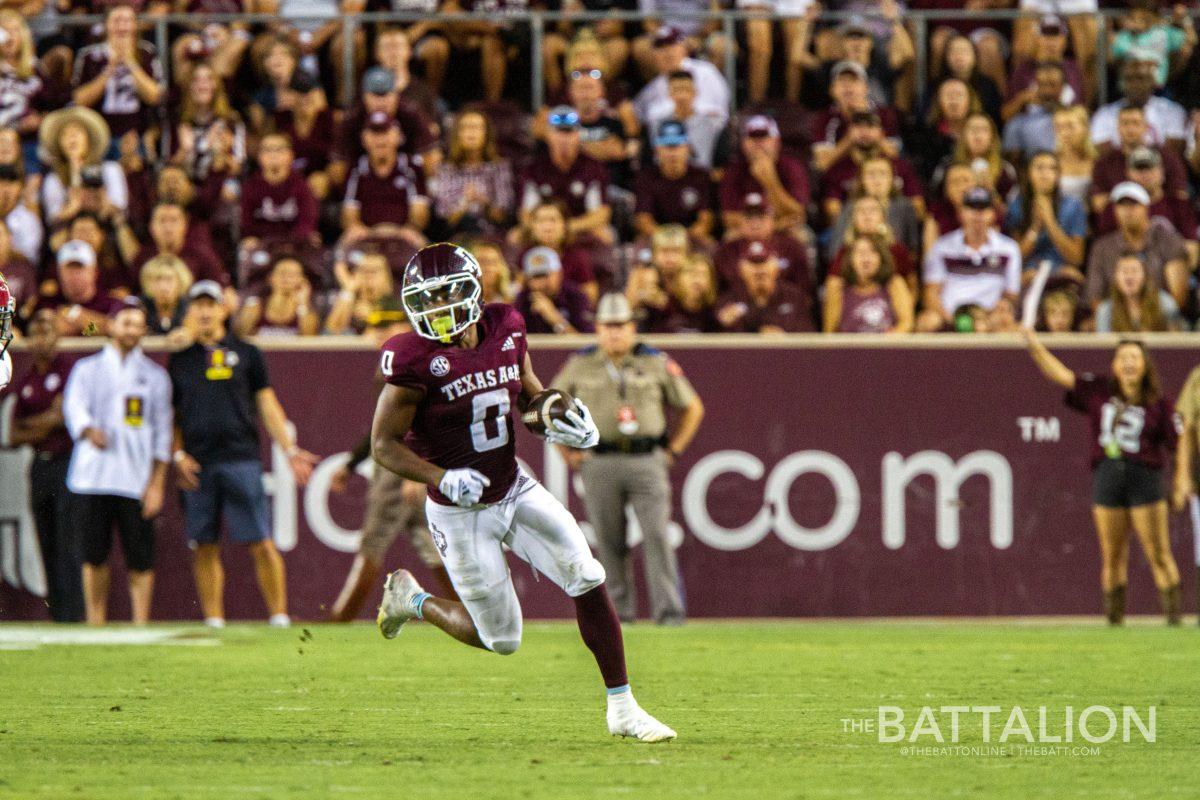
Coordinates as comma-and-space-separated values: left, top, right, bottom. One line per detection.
552, 343, 697, 444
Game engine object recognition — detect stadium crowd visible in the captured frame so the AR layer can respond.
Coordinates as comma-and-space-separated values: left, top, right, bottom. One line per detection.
0, 0, 1198, 338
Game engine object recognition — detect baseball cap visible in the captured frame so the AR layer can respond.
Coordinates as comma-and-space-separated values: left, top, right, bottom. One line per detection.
1127, 146, 1161, 170
742, 114, 779, 139
838, 14, 871, 38
961, 186, 995, 210
596, 293, 633, 324
522, 246, 562, 277
361, 66, 395, 96
743, 240, 774, 264
365, 111, 398, 133
57, 239, 96, 268
1038, 14, 1064, 36
188, 279, 224, 302
655, 118, 689, 147
831, 60, 868, 82
548, 105, 580, 132
653, 25, 684, 48
1111, 181, 1151, 205
742, 192, 771, 215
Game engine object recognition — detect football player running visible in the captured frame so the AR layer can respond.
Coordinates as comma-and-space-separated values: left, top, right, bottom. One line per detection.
373, 243, 676, 742
0, 274, 14, 391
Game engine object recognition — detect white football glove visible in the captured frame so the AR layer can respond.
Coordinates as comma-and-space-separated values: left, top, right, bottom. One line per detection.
546, 399, 600, 449
438, 468, 491, 508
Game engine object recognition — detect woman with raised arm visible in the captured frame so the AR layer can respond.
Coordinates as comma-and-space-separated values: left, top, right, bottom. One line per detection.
1022, 326, 1182, 625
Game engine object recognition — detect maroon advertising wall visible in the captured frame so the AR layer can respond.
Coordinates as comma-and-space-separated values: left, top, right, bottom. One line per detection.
3, 342, 1199, 621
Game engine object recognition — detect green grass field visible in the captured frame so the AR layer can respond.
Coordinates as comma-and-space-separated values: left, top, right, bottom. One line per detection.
1, 619, 1197, 799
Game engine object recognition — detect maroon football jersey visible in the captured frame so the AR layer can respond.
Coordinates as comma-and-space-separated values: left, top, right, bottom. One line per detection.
1065, 373, 1180, 470
13, 355, 74, 457
380, 303, 528, 505
71, 42, 163, 138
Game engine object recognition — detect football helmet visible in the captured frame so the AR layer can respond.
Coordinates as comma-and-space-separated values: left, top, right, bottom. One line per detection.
400, 243, 483, 343
0, 272, 13, 358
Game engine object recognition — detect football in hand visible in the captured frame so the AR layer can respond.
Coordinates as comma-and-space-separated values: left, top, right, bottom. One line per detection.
522, 389, 575, 437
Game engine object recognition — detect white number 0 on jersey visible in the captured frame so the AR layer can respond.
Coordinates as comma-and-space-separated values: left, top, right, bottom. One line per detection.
471, 388, 510, 452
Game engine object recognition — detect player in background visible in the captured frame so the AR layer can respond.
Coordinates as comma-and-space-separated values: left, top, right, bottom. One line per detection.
372, 243, 676, 742
0, 274, 13, 391
1022, 326, 1182, 625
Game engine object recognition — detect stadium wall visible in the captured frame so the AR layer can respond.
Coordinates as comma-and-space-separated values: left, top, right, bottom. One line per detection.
2, 336, 1198, 620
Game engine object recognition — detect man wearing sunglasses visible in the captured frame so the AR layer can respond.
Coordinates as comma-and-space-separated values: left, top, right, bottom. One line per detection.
518, 105, 613, 244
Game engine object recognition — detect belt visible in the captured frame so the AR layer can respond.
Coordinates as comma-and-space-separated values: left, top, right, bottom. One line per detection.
593, 438, 662, 455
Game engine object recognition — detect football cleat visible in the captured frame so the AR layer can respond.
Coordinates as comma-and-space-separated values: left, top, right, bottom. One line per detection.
607, 702, 678, 743
377, 569, 425, 640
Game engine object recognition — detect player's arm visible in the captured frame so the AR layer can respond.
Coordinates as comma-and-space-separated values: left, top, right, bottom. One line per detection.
371, 383, 447, 487
517, 350, 544, 412
1020, 326, 1075, 390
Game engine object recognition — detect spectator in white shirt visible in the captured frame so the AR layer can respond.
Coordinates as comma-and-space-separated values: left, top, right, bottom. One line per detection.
1090, 59, 1187, 154
63, 299, 172, 625
919, 186, 1024, 332
0, 164, 41, 262
633, 25, 730, 129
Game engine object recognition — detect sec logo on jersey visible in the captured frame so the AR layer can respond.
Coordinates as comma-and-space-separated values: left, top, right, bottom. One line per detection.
430, 356, 451, 377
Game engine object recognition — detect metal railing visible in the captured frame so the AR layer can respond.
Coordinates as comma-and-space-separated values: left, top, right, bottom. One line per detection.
53, 7, 1141, 112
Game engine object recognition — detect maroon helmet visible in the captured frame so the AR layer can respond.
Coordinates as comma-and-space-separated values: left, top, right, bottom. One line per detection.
400, 243, 483, 342
0, 272, 12, 358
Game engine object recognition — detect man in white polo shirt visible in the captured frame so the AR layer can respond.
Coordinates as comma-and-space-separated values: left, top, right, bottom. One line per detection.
63, 298, 172, 625
919, 186, 1024, 332
1089, 57, 1187, 153
633, 25, 730, 129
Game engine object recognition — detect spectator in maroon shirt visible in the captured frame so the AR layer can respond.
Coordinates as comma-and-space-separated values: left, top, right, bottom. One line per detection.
35, 240, 125, 335
823, 233, 914, 334
714, 193, 809, 292
372, 26, 444, 120
1007, 15, 1086, 113
517, 106, 612, 244
719, 115, 810, 239
1091, 105, 1189, 215
268, 69, 335, 200
1096, 148, 1200, 258
341, 112, 429, 248
820, 111, 925, 224
333, 66, 440, 187
71, 5, 163, 144
133, 202, 233, 292
9, 308, 81, 623
518, 200, 597, 302
633, 118, 714, 245
810, 60, 902, 175
827, 194, 918, 294
641, 256, 718, 334
714, 241, 813, 333
515, 246, 595, 335
240, 133, 318, 246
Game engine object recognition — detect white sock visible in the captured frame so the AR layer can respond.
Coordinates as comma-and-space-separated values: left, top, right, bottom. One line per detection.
606, 685, 636, 714
204, 617, 226, 629
269, 614, 291, 628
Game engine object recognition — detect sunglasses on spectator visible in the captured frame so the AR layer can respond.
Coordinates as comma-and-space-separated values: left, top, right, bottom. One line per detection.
570, 69, 603, 81
549, 111, 580, 128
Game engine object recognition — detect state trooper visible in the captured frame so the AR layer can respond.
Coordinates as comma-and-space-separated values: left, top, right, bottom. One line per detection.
551, 293, 704, 625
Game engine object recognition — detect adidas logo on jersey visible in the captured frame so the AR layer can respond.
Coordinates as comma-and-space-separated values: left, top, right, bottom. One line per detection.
501, 336, 516, 352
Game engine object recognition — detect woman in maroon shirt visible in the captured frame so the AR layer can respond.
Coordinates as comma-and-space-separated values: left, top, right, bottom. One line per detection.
1023, 327, 1182, 626
823, 235, 913, 334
